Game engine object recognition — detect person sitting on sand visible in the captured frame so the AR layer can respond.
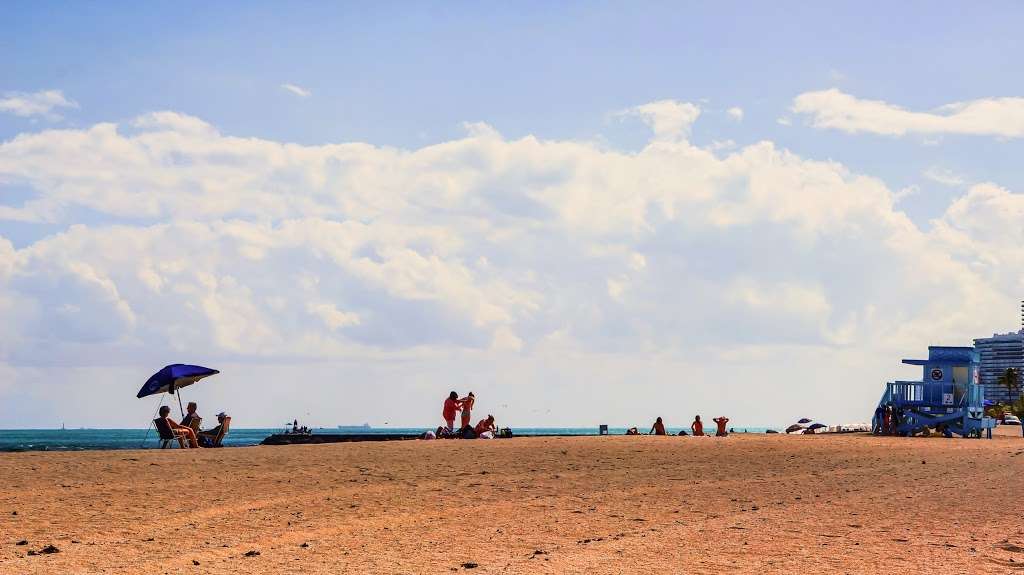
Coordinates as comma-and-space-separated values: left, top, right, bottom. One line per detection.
713, 416, 729, 437
649, 417, 667, 435
459, 392, 475, 429
181, 402, 202, 430
158, 405, 199, 448
474, 415, 496, 437
442, 391, 461, 431
625, 427, 639, 435
691, 415, 704, 437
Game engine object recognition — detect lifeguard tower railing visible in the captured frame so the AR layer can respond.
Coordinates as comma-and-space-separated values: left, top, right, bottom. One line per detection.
874, 345, 994, 438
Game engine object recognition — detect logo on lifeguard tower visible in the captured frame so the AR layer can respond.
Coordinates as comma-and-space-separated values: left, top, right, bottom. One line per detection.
930, 368, 944, 381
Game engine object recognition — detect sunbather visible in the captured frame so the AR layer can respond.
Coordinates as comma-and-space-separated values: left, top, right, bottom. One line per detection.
459, 392, 475, 429
158, 406, 198, 448
649, 417, 667, 435
691, 415, 704, 436
713, 416, 729, 437
474, 415, 496, 437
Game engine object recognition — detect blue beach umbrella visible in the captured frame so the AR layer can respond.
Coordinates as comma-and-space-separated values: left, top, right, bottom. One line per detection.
797, 418, 812, 424
807, 423, 827, 430
137, 364, 220, 416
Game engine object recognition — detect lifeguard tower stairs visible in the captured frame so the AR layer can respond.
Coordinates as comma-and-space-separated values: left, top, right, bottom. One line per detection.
876, 346, 996, 438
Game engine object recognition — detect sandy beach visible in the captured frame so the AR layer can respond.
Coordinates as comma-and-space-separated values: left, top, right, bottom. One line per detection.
2, 430, 1022, 574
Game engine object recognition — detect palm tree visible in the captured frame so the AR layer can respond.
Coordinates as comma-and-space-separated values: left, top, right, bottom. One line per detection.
997, 368, 1021, 403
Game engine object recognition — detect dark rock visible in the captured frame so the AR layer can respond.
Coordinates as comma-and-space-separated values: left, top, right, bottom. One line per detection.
39, 545, 60, 554
244, 550, 260, 557
300, 542, 310, 548
461, 562, 478, 569
192, 560, 200, 566
16, 540, 28, 546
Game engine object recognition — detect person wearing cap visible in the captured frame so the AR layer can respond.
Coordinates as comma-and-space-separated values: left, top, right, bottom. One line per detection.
198, 412, 229, 447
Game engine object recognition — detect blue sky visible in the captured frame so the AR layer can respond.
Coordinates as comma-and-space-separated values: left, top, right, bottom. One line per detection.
2, 2, 1024, 428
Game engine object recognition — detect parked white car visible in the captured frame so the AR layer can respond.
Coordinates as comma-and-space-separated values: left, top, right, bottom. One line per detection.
1003, 415, 1021, 425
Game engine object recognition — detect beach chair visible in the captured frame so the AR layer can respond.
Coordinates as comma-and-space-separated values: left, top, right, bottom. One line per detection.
199, 417, 231, 448
185, 416, 202, 435
153, 418, 187, 449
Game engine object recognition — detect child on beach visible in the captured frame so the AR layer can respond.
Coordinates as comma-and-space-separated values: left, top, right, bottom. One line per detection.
691, 415, 704, 436
649, 417, 667, 435
442, 392, 461, 431
459, 392, 475, 429
713, 416, 729, 437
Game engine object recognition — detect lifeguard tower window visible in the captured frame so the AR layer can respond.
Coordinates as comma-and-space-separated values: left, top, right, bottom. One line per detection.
953, 366, 967, 384
953, 366, 968, 402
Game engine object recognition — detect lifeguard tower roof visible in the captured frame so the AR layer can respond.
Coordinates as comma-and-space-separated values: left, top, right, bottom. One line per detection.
901, 346, 976, 366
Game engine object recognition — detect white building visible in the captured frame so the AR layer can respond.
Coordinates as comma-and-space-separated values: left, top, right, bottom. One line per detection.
973, 331, 1024, 404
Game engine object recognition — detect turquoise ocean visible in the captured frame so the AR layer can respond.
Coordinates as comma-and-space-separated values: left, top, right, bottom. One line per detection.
0, 426, 772, 452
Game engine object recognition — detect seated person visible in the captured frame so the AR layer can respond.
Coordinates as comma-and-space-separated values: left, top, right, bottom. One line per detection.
691, 415, 705, 436
181, 401, 202, 431
198, 412, 230, 447
713, 416, 729, 437
158, 405, 199, 448
474, 415, 496, 437
649, 417, 667, 435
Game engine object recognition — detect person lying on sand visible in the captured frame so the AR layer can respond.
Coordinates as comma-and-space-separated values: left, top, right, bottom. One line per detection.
713, 416, 729, 437
158, 405, 199, 448
625, 427, 639, 435
691, 415, 704, 437
649, 417, 667, 435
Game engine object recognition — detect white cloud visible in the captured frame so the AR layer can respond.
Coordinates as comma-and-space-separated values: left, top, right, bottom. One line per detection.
793, 88, 1024, 138
281, 83, 312, 98
618, 100, 701, 141
0, 103, 1020, 426
922, 166, 966, 187
307, 302, 361, 330
726, 107, 744, 122
776, 116, 792, 126
0, 90, 78, 120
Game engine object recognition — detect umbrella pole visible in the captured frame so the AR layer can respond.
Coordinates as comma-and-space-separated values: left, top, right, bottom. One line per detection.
177, 389, 185, 418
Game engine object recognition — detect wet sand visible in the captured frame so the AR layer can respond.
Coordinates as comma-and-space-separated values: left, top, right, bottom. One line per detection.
2, 428, 1022, 574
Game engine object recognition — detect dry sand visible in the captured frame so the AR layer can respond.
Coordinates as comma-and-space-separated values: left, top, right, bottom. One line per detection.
2, 429, 1023, 574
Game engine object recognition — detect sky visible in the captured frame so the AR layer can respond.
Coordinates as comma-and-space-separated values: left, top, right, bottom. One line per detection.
3, 2, 1024, 429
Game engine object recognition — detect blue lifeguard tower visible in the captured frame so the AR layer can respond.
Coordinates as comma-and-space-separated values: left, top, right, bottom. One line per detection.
875, 346, 996, 438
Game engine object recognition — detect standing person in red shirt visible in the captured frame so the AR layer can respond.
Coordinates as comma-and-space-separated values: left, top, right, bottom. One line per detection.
442, 391, 461, 431
691, 415, 705, 436
713, 416, 729, 437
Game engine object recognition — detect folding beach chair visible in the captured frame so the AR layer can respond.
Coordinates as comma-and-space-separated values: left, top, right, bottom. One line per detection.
153, 417, 187, 449
199, 417, 231, 448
